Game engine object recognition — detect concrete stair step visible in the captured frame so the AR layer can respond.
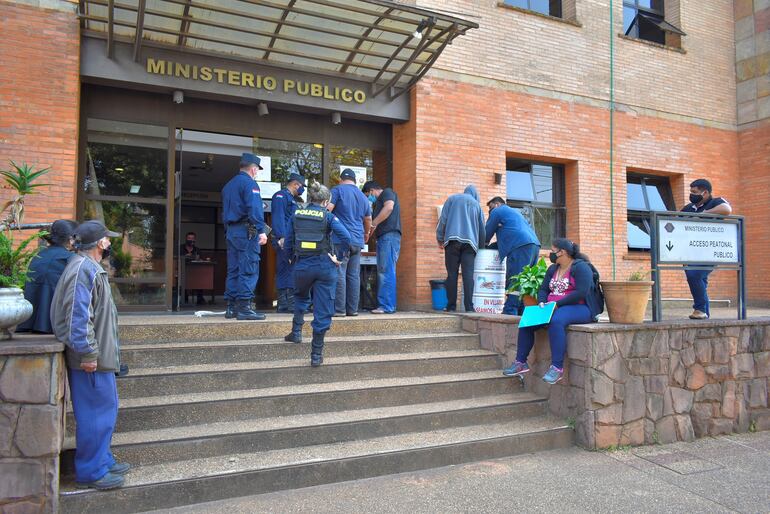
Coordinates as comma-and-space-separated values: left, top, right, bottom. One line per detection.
118, 312, 463, 344
60, 416, 573, 514
68, 371, 520, 434
119, 332, 481, 367
116, 349, 501, 398
63, 394, 545, 467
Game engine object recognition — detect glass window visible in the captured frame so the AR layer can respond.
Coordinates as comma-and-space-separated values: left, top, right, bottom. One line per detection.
626, 174, 675, 251
623, 0, 668, 44
254, 138, 323, 187
329, 146, 374, 186
503, 0, 562, 17
505, 159, 566, 244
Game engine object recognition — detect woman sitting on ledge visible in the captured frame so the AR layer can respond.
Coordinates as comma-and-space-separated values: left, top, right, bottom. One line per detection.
503, 238, 603, 384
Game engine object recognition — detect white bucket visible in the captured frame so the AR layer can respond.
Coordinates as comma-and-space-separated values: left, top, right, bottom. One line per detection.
472, 249, 507, 314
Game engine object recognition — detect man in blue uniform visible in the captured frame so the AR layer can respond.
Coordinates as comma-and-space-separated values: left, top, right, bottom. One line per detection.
271, 173, 306, 313
681, 178, 732, 320
485, 197, 541, 315
221, 153, 268, 321
327, 168, 372, 316
284, 182, 351, 367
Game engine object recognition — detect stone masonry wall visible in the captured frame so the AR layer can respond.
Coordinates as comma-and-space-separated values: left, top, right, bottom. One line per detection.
465, 315, 770, 449
0, 338, 66, 513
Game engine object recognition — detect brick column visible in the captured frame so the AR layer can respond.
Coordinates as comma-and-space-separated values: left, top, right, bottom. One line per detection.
0, 337, 66, 513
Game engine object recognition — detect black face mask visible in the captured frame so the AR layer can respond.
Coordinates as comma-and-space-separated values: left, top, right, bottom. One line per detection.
101, 245, 112, 261
549, 251, 559, 264
689, 193, 704, 204
186, 241, 195, 247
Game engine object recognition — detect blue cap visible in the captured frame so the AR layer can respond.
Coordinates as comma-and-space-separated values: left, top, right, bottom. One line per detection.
288, 173, 306, 186
241, 152, 264, 170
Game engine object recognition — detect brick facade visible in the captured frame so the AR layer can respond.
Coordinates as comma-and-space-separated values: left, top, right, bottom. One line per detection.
0, 1, 80, 226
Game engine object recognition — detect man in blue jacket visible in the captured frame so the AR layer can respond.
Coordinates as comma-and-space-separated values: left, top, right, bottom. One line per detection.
436, 185, 486, 312
271, 172, 305, 313
485, 197, 541, 315
221, 153, 268, 321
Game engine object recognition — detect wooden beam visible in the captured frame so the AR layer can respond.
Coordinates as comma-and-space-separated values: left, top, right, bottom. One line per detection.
177, 0, 192, 47
391, 24, 457, 100
106, 0, 114, 58
132, 0, 146, 62
262, 0, 297, 60
340, 8, 393, 74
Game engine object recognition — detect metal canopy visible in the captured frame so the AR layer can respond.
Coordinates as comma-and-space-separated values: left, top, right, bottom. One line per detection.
79, 0, 477, 99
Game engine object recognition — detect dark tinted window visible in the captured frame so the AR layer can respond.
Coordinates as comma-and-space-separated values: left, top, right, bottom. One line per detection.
503, 0, 562, 17
505, 159, 566, 244
626, 174, 675, 250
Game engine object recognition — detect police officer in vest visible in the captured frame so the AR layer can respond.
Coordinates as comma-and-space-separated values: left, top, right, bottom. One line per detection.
284, 182, 351, 367
221, 153, 268, 321
271, 172, 306, 313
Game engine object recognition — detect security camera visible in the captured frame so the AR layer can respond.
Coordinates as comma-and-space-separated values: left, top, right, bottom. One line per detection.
331, 112, 342, 125
173, 90, 184, 104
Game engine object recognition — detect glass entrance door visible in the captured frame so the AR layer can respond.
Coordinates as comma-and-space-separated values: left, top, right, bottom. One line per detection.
84, 119, 170, 309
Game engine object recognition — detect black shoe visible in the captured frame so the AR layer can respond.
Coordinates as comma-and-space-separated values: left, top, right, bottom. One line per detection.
115, 364, 129, 378
109, 462, 131, 475
225, 302, 236, 319
284, 331, 303, 344
76, 472, 125, 490
236, 301, 266, 321
310, 331, 325, 367
311, 354, 323, 367
346, 311, 359, 317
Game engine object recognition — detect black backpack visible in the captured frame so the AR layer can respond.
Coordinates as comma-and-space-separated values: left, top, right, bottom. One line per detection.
572, 259, 605, 316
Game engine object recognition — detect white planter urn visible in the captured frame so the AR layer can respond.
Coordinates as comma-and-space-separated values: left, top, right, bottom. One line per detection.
0, 288, 33, 340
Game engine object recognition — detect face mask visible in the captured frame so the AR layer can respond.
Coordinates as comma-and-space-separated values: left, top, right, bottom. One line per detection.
100, 244, 112, 261
549, 251, 559, 264
689, 193, 704, 204
296, 186, 305, 197
186, 240, 195, 246
368, 194, 376, 203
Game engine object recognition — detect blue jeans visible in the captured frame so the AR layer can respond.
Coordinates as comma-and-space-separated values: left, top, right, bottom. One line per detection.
68, 369, 118, 483
335, 245, 361, 314
503, 244, 541, 315
685, 269, 712, 315
376, 232, 401, 313
293, 255, 338, 333
225, 227, 260, 301
515, 304, 592, 368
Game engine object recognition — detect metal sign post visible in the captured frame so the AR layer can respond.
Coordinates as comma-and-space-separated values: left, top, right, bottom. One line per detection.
650, 212, 746, 321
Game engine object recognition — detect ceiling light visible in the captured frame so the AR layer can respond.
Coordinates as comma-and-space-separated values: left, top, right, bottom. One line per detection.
114, 167, 124, 172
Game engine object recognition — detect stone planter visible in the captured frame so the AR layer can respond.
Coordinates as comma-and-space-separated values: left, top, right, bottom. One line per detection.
601, 281, 654, 324
0, 287, 33, 340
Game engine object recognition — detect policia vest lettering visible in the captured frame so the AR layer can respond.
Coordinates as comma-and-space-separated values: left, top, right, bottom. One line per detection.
293, 207, 331, 257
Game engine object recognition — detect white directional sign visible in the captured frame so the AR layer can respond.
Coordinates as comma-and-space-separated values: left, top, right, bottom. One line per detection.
657, 219, 739, 264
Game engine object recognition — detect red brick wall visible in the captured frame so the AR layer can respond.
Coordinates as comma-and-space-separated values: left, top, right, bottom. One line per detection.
739, 119, 770, 304
394, 77, 740, 309
0, 2, 80, 226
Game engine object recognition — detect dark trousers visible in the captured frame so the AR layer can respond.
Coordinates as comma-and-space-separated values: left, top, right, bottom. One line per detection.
515, 304, 592, 369
685, 269, 712, 315
444, 241, 476, 312
225, 228, 260, 301
503, 243, 541, 315
293, 255, 338, 334
335, 245, 361, 315
68, 369, 118, 483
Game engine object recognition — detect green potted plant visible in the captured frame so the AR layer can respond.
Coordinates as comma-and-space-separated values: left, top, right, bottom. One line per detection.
507, 257, 548, 307
0, 161, 50, 339
601, 268, 654, 324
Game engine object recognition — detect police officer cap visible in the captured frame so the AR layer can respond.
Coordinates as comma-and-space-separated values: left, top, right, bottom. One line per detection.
74, 220, 120, 246
288, 173, 306, 186
241, 152, 264, 170
340, 168, 356, 181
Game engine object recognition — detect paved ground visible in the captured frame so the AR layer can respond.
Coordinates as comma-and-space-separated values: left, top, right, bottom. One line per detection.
152, 431, 770, 514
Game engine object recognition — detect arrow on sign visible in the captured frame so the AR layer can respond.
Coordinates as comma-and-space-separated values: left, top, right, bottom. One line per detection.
665, 242, 674, 251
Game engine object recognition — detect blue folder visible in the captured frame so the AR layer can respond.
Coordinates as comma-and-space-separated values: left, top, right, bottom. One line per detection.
519, 302, 557, 328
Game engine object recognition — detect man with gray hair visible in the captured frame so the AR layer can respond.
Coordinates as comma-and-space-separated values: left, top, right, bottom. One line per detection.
50, 220, 129, 490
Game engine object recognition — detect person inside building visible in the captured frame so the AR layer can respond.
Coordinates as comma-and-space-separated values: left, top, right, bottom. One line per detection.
681, 178, 732, 320
180, 231, 206, 305
362, 181, 401, 314
221, 152, 268, 321
284, 182, 351, 367
436, 185, 486, 312
327, 168, 372, 317
485, 197, 541, 315
16, 219, 78, 333
502, 239, 603, 385
50, 220, 129, 490
271, 172, 306, 313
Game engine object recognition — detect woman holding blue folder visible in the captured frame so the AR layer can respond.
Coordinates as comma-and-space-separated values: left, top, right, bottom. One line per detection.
503, 238, 603, 384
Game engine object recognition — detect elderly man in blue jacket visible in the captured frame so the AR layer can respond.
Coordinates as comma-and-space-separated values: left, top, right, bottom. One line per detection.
436, 185, 486, 312
485, 197, 541, 315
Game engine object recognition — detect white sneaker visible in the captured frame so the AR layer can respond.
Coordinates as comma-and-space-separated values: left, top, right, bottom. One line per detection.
689, 310, 708, 320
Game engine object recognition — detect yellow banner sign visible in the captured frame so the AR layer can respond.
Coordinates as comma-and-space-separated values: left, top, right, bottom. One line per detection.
146, 58, 366, 104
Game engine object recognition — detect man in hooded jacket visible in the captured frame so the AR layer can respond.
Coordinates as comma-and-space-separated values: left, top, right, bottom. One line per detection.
436, 185, 486, 312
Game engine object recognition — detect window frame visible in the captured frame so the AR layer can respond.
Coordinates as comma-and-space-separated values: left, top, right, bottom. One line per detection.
505, 159, 567, 244
626, 173, 676, 251
623, 0, 665, 44
502, 0, 563, 18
